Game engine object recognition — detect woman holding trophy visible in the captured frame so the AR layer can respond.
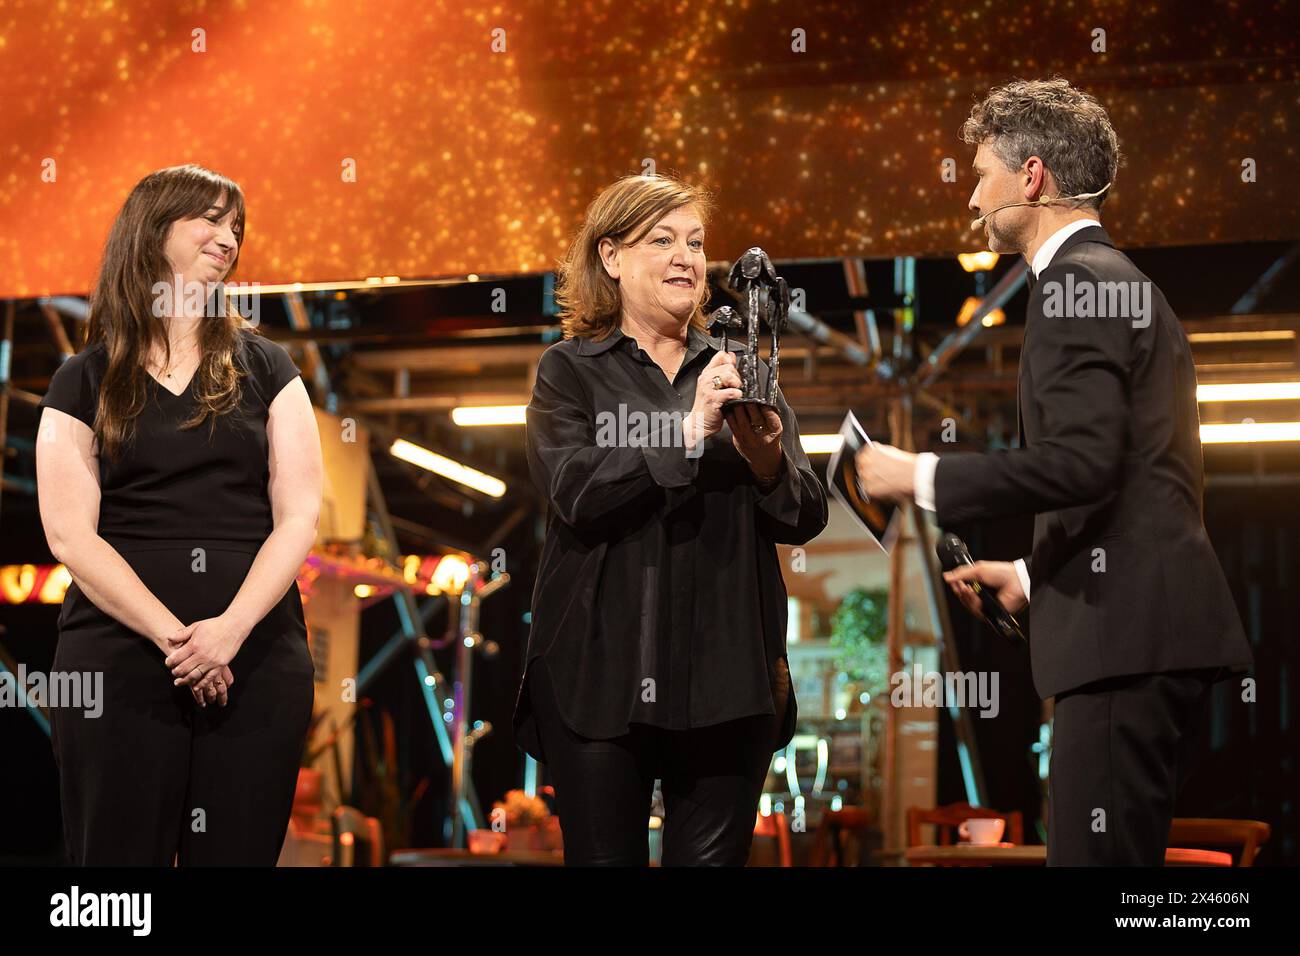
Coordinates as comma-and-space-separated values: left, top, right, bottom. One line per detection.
512, 173, 827, 865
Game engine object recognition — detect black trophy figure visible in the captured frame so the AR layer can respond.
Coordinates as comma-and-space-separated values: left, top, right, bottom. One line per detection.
706, 305, 744, 353
711, 247, 790, 409
764, 273, 790, 405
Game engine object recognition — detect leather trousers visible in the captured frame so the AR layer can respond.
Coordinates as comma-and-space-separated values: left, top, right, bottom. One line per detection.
528, 658, 779, 866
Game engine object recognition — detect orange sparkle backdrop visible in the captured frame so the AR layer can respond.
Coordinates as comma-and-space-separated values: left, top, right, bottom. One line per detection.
0, 0, 1297, 297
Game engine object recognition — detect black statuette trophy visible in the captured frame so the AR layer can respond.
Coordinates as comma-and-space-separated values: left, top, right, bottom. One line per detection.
707, 247, 790, 409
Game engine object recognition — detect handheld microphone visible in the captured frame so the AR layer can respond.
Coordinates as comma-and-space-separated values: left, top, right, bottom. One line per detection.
969, 182, 1112, 231
936, 532, 1026, 642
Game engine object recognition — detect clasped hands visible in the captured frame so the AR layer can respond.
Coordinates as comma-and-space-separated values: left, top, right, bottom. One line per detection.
687, 350, 785, 487
157, 614, 249, 709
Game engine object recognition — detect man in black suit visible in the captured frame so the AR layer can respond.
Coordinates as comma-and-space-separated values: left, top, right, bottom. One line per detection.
858, 78, 1253, 865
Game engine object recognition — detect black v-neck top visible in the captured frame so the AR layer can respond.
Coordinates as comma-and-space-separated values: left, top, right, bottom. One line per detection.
512, 323, 828, 761
38, 329, 302, 546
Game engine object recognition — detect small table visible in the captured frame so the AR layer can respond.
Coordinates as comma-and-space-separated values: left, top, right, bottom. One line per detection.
905, 844, 1046, 867
904, 845, 1234, 867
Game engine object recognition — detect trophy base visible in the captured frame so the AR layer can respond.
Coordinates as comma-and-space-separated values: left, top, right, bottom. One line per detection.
721, 397, 777, 412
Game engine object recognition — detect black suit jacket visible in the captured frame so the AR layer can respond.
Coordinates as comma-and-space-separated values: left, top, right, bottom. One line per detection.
934, 224, 1253, 700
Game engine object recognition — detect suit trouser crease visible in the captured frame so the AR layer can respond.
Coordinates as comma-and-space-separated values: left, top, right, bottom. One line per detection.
1047, 669, 1216, 866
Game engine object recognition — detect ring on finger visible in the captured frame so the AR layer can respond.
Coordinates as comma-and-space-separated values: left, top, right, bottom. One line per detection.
712, 375, 723, 390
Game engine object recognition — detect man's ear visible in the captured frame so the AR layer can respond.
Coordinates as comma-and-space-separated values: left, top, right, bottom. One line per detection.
1023, 156, 1049, 201
597, 237, 621, 280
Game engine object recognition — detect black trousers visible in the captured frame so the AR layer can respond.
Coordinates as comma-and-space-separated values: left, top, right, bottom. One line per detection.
50, 543, 315, 866
528, 659, 778, 866
1047, 667, 1220, 866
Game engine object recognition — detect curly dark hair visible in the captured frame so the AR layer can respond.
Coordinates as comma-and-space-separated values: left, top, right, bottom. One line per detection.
960, 78, 1120, 210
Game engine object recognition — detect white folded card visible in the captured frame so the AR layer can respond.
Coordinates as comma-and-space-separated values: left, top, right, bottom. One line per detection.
825, 411, 902, 554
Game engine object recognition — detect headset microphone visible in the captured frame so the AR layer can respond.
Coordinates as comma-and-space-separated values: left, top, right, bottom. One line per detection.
969, 182, 1112, 231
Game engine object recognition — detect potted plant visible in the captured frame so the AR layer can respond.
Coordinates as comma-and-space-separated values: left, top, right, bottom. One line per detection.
493, 790, 559, 852
829, 587, 893, 828
829, 587, 891, 708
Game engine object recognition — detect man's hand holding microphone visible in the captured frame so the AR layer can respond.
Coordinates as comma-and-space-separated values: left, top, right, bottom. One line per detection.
855, 442, 1027, 631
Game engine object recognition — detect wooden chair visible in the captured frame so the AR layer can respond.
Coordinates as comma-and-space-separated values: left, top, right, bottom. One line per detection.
809, 807, 873, 866
751, 810, 793, 867
1164, 847, 1233, 866
1168, 818, 1271, 867
906, 802, 1024, 847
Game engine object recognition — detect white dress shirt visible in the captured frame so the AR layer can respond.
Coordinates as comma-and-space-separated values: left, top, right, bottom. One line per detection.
1029, 217, 1100, 279
912, 217, 1100, 602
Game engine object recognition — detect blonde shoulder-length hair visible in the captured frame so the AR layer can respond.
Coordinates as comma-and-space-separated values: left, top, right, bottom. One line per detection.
556, 174, 716, 341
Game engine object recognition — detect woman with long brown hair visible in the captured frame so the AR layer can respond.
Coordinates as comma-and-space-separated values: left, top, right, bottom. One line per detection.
512, 174, 827, 865
35, 164, 322, 865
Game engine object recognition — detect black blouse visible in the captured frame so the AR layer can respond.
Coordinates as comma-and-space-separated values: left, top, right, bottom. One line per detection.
37, 329, 302, 546
512, 322, 828, 762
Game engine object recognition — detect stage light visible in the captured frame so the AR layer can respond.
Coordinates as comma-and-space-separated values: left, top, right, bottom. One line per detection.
1197, 382, 1300, 402
451, 405, 527, 426
956, 296, 1005, 328
800, 434, 844, 455
389, 438, 507, 497
354, 584, 375, 598
1200, 421, 1300, 443
42, 564, 72, 603
431, 554, 472, 595
0, 564, 37, 603
223, 276, 475, 295
957, 251, 1000, 273
1187, 330, 1295, 343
